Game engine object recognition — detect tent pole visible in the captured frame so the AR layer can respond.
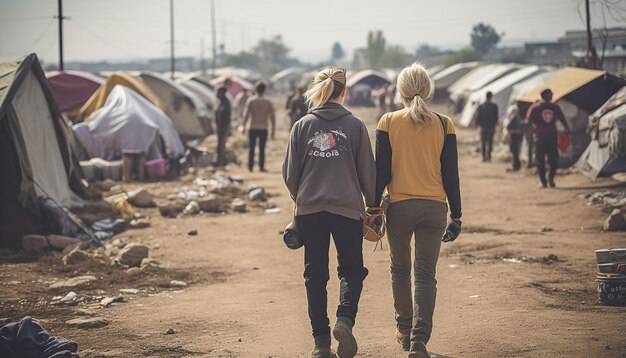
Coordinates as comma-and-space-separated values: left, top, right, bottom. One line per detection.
170, 0, 175, 80
57, 0, 64, 71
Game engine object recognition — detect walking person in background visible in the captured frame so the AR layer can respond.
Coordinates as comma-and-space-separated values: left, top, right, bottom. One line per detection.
213, 86, 231, 167
476, 91, 499, 162
524, 101, 538, 168
376, 84, 388, 121
289, 86, 308, 129
242, 81, 275, 172
505, 105, 523, 171
526, 89, 571, 188
375, 63, 462, 358
283, 67, 376, 358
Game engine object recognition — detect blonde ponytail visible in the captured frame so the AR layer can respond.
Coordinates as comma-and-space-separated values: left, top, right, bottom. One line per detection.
396, 63, 435, 132
305, 67, 347, 109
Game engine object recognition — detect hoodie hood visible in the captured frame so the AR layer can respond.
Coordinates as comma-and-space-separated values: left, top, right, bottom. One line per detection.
309, 102, 352, 121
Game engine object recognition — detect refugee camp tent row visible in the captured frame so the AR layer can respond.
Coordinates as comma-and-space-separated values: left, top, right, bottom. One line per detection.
431, 61, 480, 99
140, 72, 215, 140
448, 64, 521, 113
79, 71, 163, 121
179, 79, 218, 112
45, 70, 104, 118
517, 67, 626, 167
346, 69, 391, 107
0, 54, 87, 247
270, 68, 304, 92
576, 86, 626, 178
73, 85, 185, 166
458, 65, 545, 127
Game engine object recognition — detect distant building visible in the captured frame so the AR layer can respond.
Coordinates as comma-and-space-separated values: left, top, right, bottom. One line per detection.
558, 27, 626, 52
602, 48, 626, 76
524, 42, 573, 65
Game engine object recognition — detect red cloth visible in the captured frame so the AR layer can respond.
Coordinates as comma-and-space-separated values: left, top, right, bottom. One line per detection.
526, 101, 566, 136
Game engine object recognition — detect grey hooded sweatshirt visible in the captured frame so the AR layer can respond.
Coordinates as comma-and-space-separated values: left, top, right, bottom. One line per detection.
282, 102, 376, 221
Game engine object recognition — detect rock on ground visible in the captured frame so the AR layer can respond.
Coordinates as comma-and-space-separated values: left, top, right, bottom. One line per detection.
47, 235, 81, 251
66, 317, 109, 329
198, 194, 223, 213
128, 188, 156, 207
62, 247, 90, 265
117, 243, 149, 267
49, 275, 97, 289
604, 209, 626, 231
232, 198, 246, 213
22, 235, 50, 254
248, 187, 267, 201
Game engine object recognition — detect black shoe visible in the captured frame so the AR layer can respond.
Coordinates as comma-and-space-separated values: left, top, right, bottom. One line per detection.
548, 180, 556, 188
408, 340, 431, 358
260, 168, 268, 173
539, 183, 548, 189
312, 336, 332, 358
333, 317, 357, 358
396, 330, 410, 351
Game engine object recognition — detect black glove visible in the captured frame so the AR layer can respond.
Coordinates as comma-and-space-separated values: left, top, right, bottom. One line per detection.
442, 220, 462, 243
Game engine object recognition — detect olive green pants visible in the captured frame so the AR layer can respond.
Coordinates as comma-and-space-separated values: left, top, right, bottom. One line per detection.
386, 199, 447, 346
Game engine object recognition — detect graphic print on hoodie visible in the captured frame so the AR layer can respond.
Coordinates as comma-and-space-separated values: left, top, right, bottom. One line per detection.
307, 129, 347, 158
282, 102, 376, 221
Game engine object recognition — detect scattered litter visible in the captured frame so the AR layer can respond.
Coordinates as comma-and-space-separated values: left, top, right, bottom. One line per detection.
503, 258, 523, 263
265, 207, 283, 214
169, 280, 187, 288
188, 229, 198, 236
540, 226, 554, 232
164, 328, 175, 335
469, 295, 480, 299
101, 295, 126, 307
119, 288, 139, 295
448, 264, 460, 268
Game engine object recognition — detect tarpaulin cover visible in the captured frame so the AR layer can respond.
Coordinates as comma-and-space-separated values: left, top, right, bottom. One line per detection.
73, 85, 184, 161
46, 70, 104, 112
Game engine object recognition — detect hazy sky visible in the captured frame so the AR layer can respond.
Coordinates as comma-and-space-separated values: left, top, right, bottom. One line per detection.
1, 0, 624, 66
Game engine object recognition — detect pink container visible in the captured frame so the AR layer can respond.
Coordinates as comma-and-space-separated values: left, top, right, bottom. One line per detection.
145, 158, 167, 180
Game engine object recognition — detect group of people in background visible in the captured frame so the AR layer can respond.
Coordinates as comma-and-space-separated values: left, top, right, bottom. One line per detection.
213, 79, 276, 172
476, 88, 571, 188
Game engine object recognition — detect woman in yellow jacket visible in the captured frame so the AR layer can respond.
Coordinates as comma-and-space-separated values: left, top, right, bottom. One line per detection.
375, 63, 462, 358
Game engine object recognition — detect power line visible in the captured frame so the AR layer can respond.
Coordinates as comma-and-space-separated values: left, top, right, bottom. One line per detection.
70, 19, 142, 58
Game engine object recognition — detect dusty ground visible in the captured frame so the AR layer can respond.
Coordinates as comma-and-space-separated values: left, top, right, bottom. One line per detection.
1, 99, 625, 358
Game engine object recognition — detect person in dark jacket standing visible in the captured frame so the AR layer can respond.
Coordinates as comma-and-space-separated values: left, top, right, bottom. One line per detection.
283, 67, 376, 358
375, 62, 462, 358
476, 91, 498, 162
289, 86, 308, 129
214, 86, 231, 167
526, 89, 571, 188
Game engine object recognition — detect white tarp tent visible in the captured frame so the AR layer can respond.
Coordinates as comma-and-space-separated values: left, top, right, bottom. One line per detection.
432, 62, 480, 90
140, 72, 214, 140
72, 86, 185, 161
180, 79, 218, 112
458, 66, 544, 127
448, 64, 520, 112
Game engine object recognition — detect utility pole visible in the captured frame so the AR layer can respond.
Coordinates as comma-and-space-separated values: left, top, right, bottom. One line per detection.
200, 38, 206, 75
211, 0, 217, 75
56, 0, 65, 70
585, 0, 597, 69
170, 0, 175, 80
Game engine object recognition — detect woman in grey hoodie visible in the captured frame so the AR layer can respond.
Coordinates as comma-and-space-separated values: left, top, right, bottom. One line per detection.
282, 67, 376, 358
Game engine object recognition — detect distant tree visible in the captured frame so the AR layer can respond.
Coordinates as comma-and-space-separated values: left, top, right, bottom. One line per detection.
222, 51, 258, 69
416, 43, 440, 57
253, 35, 291, 67
365, 30, 387, 69
444, 47, 483, 67
331, 42, 345, 63
381, 45, 408, 69
470, 22, 503, 54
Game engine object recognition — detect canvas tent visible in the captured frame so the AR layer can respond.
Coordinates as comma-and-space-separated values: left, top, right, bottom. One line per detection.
46, 70, 104, 113
140, 72, 214, 140
0, 54, 86, 246
180, 79, 218, 111
432, 61, 480, 99
576, 86, 626, 178
458, 66, 544, 127
79, 71, 163, 120
517, 67, 626, 167
448, 64, 520, 113
270, 68, 304, 92
346, 70, 391, 88
73, 85, 185, 162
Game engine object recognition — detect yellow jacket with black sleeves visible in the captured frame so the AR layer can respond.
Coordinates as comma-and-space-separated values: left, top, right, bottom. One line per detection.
374, 109, 462, 219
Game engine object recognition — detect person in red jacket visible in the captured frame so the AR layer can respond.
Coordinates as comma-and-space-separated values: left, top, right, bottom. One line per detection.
526, 89, 571, 188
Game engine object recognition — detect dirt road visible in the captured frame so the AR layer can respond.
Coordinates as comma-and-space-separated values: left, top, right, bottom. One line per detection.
2, 101, 625, 357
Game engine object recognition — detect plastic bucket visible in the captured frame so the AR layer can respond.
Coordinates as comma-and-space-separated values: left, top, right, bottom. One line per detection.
597, 273, 626, 306
145, 158, 167, 180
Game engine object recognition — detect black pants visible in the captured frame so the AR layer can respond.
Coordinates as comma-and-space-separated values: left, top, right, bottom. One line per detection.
248, 129, 267, 171
535, 133, 559, 185
509, 133, 522, 170
524, 125, 534, 167
215, 128, 228, 166
296, 212, 368, 338
481, 128, 495, 160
